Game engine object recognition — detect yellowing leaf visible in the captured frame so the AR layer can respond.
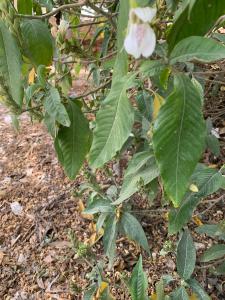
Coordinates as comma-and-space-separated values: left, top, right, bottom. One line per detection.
95, 281, 108, 299
189, 184, 199, 193
193, 216, 203, 226
189, 293, 199, 300
28, 68, 35, 84
150, 293, 157, 300
153, 93, 164, 120
77, 199, 93, 220
164, 212, 169, 221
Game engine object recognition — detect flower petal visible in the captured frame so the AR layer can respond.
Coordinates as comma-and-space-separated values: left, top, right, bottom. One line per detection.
124, 24, 142, 59
132, 7, 156, 23
140, 25, 156, 57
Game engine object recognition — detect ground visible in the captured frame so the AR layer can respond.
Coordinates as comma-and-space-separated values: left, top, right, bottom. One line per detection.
0, 82, 225, 299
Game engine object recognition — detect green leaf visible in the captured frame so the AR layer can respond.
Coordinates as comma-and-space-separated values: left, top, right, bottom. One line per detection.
206, 134, 220, 156
21, 19, 53, 66
18, 0, 33, 14
113, 0, 129, 77
89, 75, 134, 168
140, 60, 165, 78
168, 165, 225, 234
171, 287, 189, 300
129, 256, 148, 300
176, 230, 196, 280
83, 284, 97, 300
187, 278, 210, 300
170, 37, 225, 64
167, 0, 225, 51
155, 278, 165, 300
153, 74, 205, 207
44, 87, 70, 127
83, 198, 113, 214
200, 244, 225, 262
56, 101, 91, 180
120, 212, 150, 253
0, 21, 23, 107
103, 215, 118, 268
115, 150, 159, 204
196, 223, 225, 241
213, 261, 225, 275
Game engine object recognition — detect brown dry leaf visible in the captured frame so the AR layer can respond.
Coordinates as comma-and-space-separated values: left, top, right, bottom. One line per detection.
0, 251, 4, 264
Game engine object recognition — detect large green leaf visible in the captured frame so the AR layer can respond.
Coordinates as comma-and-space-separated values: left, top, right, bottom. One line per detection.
103, 215, 118, 268
120, 212, 150, 253
18, 0, 33, 14
153, 74, 205, 207
20, 19, 53, 66
44, 87, 70, 127
168, 0, 225, 51
89, 76, 134, 168
176, 230, 196, 280
56, 101, 91, 179
0, 21, 23, 107
200, 244, 225, 262
129, 256, 148, 300
170, 36, 225, 64
114, 150, 159, 204
168, 165, 225, 234
187, 278, 210, 300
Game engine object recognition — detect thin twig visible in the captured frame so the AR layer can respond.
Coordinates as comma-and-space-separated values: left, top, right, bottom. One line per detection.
70, 19, 108, 28
15, 1, 87, 19
86, 0, 116, 28
72, 79, 111, 100
196, 257, 225, 269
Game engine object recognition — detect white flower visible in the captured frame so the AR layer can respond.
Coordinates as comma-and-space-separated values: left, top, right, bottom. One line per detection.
124, 7, 157, 59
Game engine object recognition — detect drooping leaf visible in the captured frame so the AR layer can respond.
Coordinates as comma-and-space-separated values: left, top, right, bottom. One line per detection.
170, 36, 225, 64
21, 19, 53, 66
176, 230, 196, 280
44, 87, 70, 127
103, 215, 118, 268
115, 150, 159, 204
168, 0, 225, 51
17, 0, 33, 14
168, 165, 225, 234
83, 198, 113, 214
89, 75, 134, 168
153, 74, 205, 207
129, 256, 148, 300
171, 287, 189, 300
56, 101, 91, 180
200, 244, 225, 262
187, 278, 210, 300
120, 212, 150, 253
0, 21, 23, 107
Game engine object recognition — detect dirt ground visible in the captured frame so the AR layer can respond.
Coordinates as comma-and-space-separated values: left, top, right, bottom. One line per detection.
0, 89, 225, 299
